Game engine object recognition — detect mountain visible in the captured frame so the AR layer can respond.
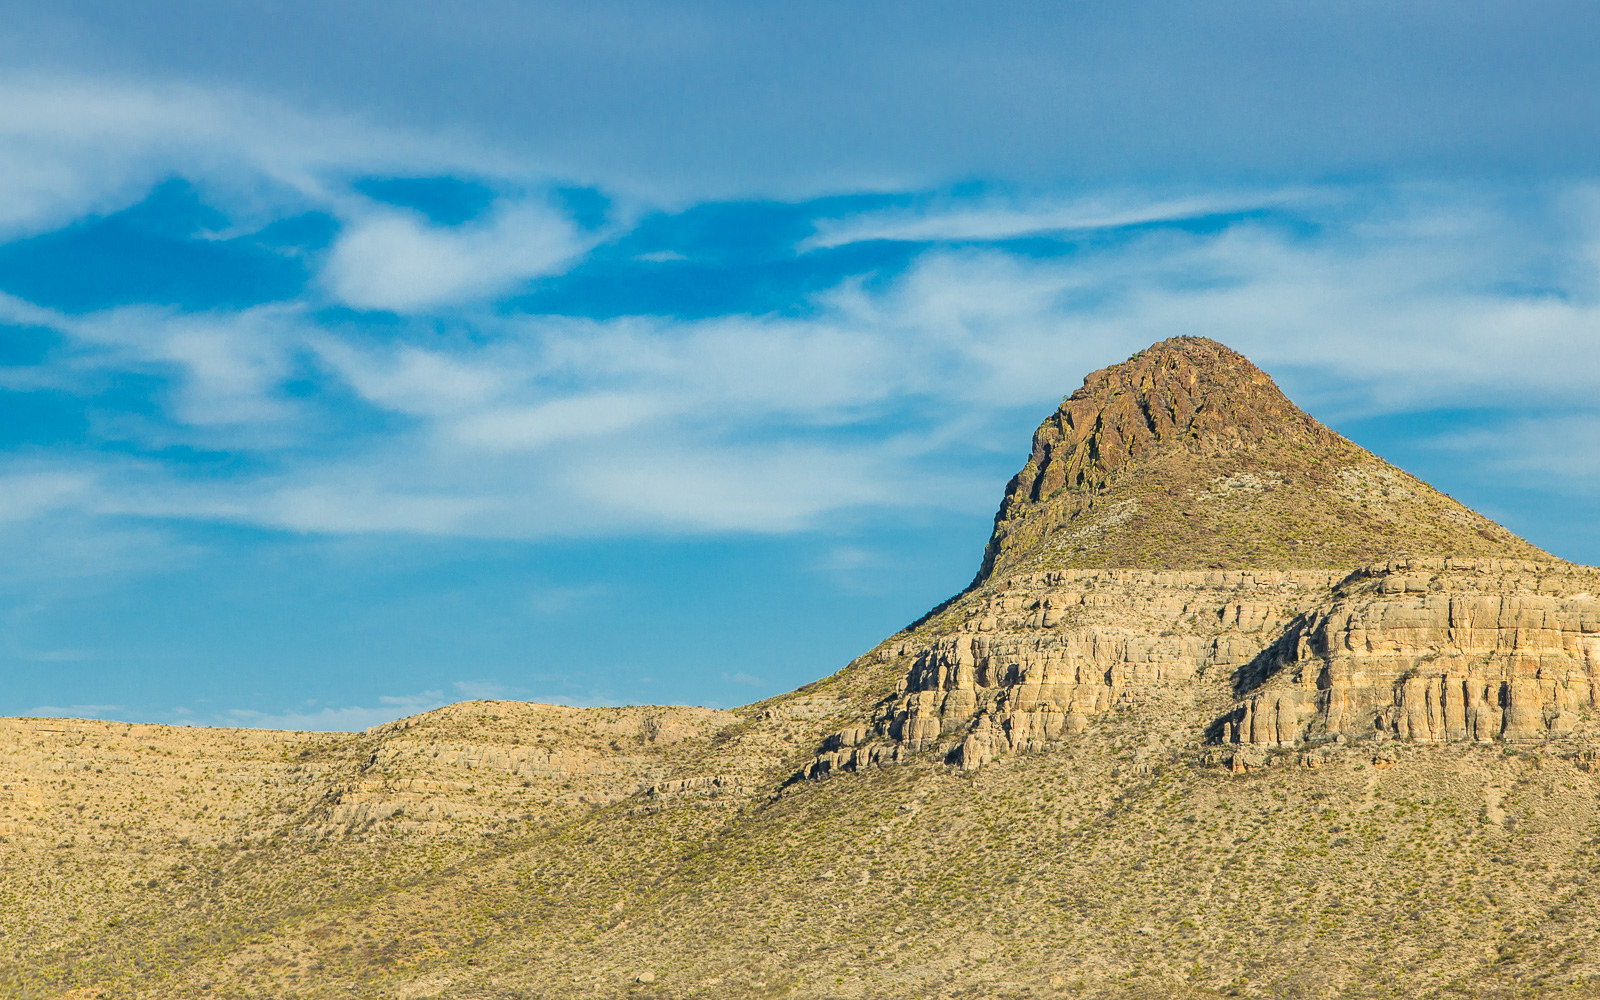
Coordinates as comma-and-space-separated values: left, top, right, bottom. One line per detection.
6, 338, 1600, 1000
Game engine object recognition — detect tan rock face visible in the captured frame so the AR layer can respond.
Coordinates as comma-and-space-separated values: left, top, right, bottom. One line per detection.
806, 568, 1340, 775
1223, 558, 1600, 746
806, 558, 1600, 779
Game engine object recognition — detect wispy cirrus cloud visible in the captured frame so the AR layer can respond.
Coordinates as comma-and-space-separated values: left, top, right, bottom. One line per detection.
0, 74, 608, 317
800, 188, 1320, 249
0, 470, 94, 524
1427, 414, 1600, 489
0, 75, 462, 237
23, 703, 125, 718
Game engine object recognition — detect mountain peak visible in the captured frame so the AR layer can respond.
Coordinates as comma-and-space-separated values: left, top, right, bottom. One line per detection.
973, 337, 1546, 582
1012, 336, 1334, 497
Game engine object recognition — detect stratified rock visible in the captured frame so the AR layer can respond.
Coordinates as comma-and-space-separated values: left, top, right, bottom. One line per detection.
1222, 557, 1600, 745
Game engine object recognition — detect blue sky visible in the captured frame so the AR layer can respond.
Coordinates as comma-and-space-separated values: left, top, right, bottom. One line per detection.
1, 3, 1598, 729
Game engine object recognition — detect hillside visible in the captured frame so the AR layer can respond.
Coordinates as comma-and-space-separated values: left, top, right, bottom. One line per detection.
976, 337, 1544, 580
6, 337, 1600, 1000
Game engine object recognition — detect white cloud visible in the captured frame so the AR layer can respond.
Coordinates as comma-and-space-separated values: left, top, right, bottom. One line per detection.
558, 439, 913, 533
802, 188, 1319, 249
450, 393, 666, 452
452, 680, 511, 700
217, 691, 448, 732
0, 290, 63, 327
0, 502, 200, 587
79, 306, 306, 435
0, 470, 94, 524
23, 704, 125, 719
322, 199, 590, 312
0, 73, 525, 240
313, 340, 514, 417
0, 73, 607, 324
250, 483, 502, 536
1046, 217, 1600, 422
1428, 414, 1600, 487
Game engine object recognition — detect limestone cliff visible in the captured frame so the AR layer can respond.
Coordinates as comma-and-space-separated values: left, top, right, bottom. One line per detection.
1223, 557, 1600, 746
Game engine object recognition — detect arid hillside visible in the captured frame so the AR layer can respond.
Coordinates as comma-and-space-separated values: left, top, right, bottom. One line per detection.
7, 337, 1600, 1000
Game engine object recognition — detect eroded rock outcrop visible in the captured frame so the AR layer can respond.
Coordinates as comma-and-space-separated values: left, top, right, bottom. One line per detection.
806, 568, 1341, 775
1218, 558, 1600, 746
975, 338, 1543, 580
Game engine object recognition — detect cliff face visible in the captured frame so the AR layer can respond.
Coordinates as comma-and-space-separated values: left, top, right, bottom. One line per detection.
1229, 557, 1600, 746
808, 558, 1600, 779
806, 338, 1595, 779
808, 567, 1338, 776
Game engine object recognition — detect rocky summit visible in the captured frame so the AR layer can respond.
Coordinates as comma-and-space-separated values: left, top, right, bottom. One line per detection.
7, 337, 1600, 1000
978, 337, 1541, 579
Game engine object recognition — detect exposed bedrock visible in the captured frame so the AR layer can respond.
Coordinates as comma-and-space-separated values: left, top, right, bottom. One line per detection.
1221, 558, 1600, 747
804, 559, 1600, 778
805, 568, 1340, 776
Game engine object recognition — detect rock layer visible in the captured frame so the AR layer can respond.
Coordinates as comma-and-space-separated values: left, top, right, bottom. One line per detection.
807, 568, 1337, 776
1223, 557, 1600, 746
